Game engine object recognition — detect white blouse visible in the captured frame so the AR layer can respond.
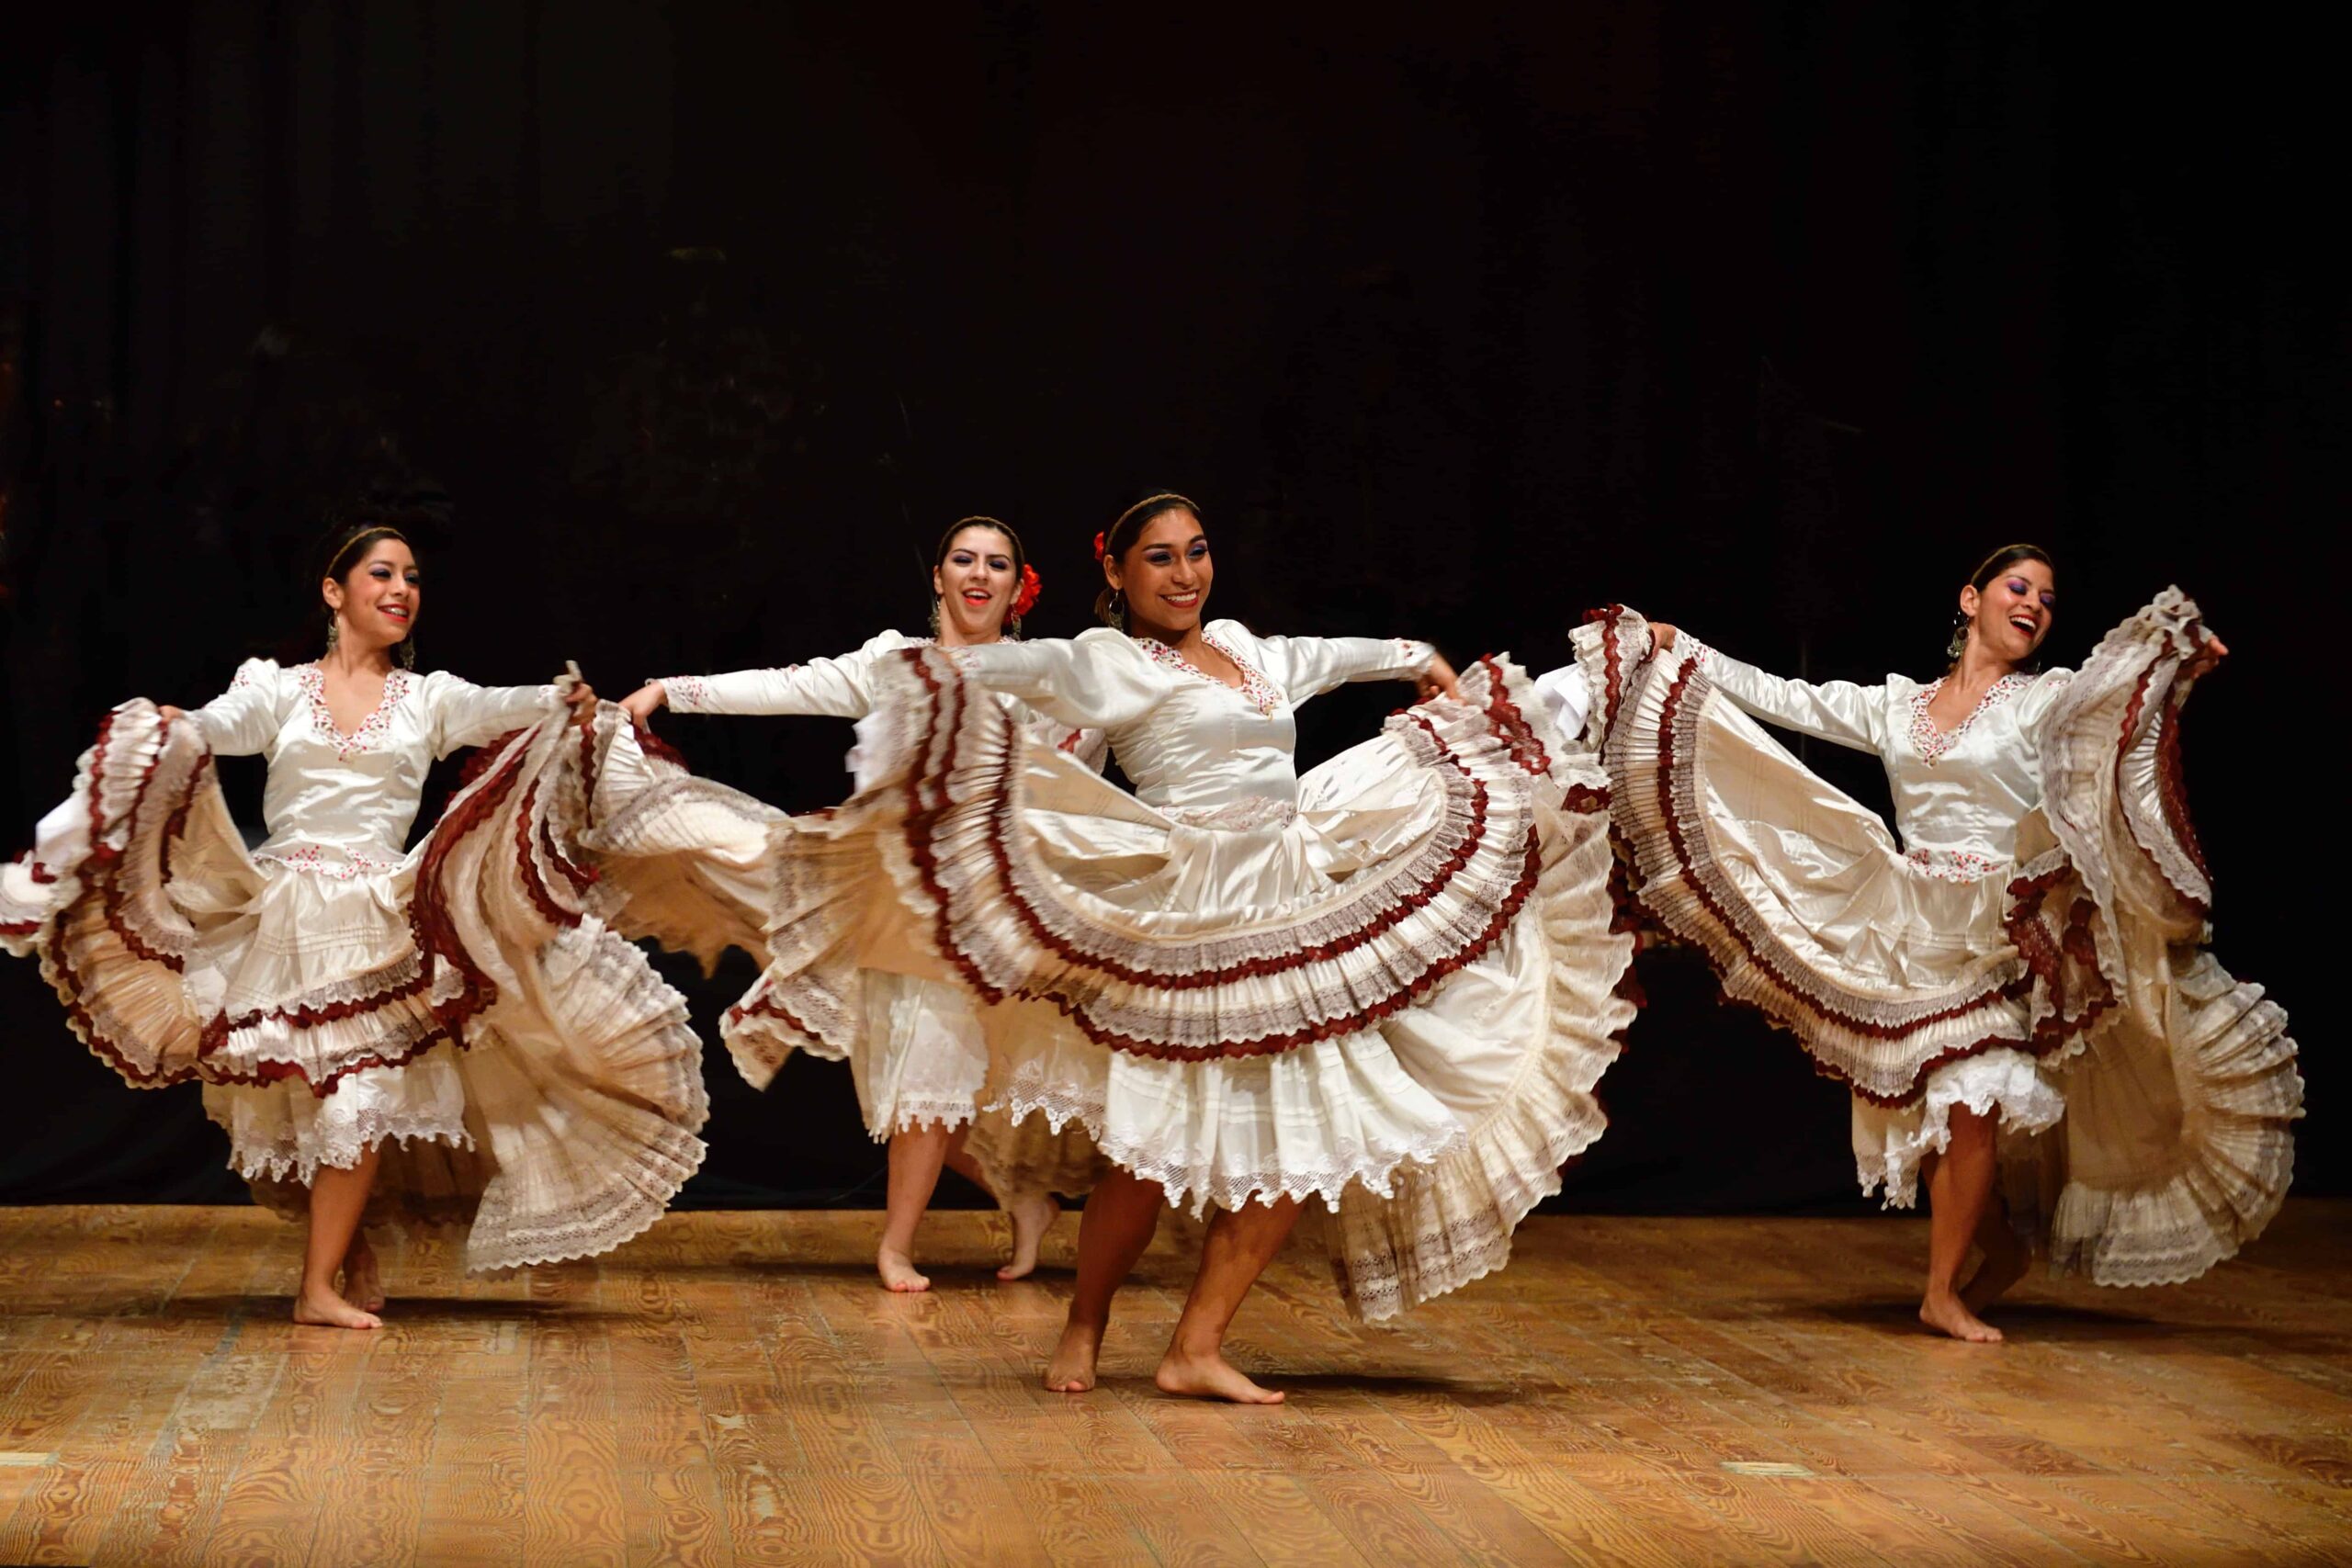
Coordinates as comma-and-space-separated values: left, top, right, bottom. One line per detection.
951, 622, 1434, 814
193, 660, 556, 876
1687, 640, 2073, 875
662, 629, 1107, 767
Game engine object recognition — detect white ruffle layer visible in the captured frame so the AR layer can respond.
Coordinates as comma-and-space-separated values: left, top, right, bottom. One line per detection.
788, 649, 1636, 1319
3, 701, 710, 1271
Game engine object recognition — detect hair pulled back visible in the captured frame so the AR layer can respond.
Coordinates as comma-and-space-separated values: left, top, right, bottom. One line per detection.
1946, 542, 2057, 665
313, 502, 428, 663
1093, 491, 1199, 627
933, 515, 1034, 635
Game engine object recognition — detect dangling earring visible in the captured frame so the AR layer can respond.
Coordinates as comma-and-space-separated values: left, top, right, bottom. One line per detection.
324, 612, 340, 653
397, 637, 416, 671
1108, 589, 1126, 632
928, 599, 943, 637
1945, 611, 1970, 661
1006, 612, 1023, 640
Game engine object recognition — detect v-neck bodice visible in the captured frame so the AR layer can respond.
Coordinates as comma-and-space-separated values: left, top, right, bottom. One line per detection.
1688, 640, 2073, 872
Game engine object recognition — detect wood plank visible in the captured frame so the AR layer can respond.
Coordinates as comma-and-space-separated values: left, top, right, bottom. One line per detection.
0, 1203, 2338, 1564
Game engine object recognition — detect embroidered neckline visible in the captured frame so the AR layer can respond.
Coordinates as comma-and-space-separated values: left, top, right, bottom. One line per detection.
300, 663, 411, 759
1136, 634, 1282, 717
1908, 672, 2031, 764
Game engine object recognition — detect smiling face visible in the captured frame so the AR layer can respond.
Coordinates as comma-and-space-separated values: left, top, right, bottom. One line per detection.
1960, 556, 2055, 668
322, 536, 421, 655
932, 525, 1018, 644
1107, 508, 1212, 640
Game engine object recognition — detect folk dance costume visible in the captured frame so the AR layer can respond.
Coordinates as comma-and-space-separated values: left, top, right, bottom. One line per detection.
0, 661, 709, 1269
734, 622, 1637, 1321
1575, 592, 2300, 1285
577, 630, 1105, 1168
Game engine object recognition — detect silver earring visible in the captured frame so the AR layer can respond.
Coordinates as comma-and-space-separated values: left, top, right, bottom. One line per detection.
1945, 612, 1969, 660
397, 637, 415, 671
324, 614, 340, 652
929, 600, 943, 637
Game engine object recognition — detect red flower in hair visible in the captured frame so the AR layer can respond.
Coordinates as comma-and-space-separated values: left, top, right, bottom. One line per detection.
1092, 531, 1109, 562
1012, 563, 1042, 619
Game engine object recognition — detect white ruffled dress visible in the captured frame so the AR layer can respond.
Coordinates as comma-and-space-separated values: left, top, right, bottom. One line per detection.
1575, 593, 2301, 1286
729, 622, 1637, 1320
633, 629, 1104, 1140
0, 660, 709, 1269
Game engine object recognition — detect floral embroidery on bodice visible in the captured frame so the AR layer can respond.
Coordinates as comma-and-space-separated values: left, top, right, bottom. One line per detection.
1691, 639, 2071, 870
191, 660, 554, 876
1136, 634, 1283, 718
296, 663, 413, 760
1906, 672, 2034, 766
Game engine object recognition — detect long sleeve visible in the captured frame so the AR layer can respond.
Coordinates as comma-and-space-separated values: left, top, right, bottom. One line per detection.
952, 630, 1170, 731
1235, 626, 1434, 705
660, 631, 909, 719
1684, 636, 1888, 753
191, 660, 288, 757
422, 671, 559, 757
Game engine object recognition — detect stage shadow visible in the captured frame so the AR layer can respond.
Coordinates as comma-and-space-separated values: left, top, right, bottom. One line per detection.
51, 1292, 639, 1327
1792, 1295, 2348, 1353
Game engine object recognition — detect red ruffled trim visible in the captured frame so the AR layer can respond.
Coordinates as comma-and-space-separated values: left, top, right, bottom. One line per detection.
890, 648, 1546, 1061
1642, 660, 2041, 1108
1582, 604, 1632, 742
1478, 655, 1551, 777
409, 740, 531, 1043
633, 722, 689, 772
2002, 861, 2117, 1052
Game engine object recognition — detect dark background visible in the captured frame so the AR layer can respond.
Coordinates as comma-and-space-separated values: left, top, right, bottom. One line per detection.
0, 2, 2338, 1212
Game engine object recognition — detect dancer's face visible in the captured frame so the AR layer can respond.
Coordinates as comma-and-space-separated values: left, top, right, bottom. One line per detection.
933, 525, 1018, 644
1959, 557, 2055, 667
1109, 510, 1211, 639
322, 538, 422, 654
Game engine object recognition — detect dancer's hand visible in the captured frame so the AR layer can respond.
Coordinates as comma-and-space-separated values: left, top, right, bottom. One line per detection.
562, 680, 599, 729
156, 705, 186, 725
619, 682, 666, 728
2185, 634, 2228, 679
1417, 655, 1462, 704
1650, 623, 1679, 650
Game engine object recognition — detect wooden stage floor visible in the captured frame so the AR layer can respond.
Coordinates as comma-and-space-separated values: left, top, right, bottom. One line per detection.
0, 1202, 2346, 1566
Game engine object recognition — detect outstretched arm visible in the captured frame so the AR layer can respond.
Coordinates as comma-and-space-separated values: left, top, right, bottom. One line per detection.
1653, 626, 1887, 753
624, 639, 899, 725
181, 660, 288, 756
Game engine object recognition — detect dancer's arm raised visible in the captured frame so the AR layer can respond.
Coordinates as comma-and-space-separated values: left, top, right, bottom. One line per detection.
1648, 621, 1886, 752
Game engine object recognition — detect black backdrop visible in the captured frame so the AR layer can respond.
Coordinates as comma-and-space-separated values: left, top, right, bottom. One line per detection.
0, 2, 2339, 1212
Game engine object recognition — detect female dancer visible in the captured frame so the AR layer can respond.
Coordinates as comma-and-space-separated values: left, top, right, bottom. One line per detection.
1577, 545, 2299, 1341
0, 519, 710, 1328
741, 492, 1637, 1401
616, 517, 1098, 1292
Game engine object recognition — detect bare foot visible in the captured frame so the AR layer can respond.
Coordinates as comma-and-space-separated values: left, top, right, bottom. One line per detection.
340, 1243, 386, 1314
998, 1192, 1059, 1281
1154, 1346, 1285, 1404
1919, 1289, 2003, 1344
1044, 1319, 1104, 1393
1962, 1234, 2029, 1316
293, 1285, 383, 1330
876, 1247, 932, 1293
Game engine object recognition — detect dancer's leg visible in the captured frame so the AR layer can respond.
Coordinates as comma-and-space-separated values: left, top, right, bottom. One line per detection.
1046, 1168, 1163, 1393
1920, 1108, 2003, 1343
878, 1123, 955, 1292
340, 1230, 386, 1314
939, 1130, 1059, 1281
1155, 1196, 1300, 1404
296, 1146, 383, 1329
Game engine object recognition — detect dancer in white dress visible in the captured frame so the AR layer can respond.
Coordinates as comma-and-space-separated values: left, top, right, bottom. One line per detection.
0, 522, 710, 1328
752, 493, 1638, 1401
1573, 545, 2300, 1341
616, 518, 1102, 1292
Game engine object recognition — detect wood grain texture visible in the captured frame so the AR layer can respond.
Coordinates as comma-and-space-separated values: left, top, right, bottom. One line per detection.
0, 1201, 2344, 1565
